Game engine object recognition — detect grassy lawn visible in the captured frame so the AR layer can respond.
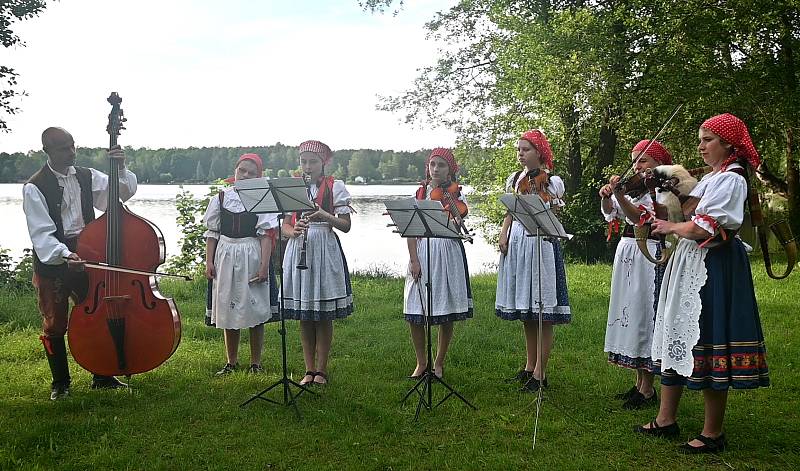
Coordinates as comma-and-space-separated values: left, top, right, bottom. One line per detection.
0, 263, 798, 470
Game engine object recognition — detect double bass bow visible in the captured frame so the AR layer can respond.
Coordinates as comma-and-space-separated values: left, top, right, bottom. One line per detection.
68, 92, 182, 377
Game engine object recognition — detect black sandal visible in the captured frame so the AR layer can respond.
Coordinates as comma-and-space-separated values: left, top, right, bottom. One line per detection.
313, 371, 328, 385
299, 371, 316, 386
634, 419, 680, 438
679, 434, 726, 454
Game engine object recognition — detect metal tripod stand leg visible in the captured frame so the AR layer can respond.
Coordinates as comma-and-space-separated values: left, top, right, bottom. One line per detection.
400, 236, 476, 420
240, 214, 315, 418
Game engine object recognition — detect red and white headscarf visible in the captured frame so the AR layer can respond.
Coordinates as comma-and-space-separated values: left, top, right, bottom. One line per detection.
299, 140, 333, 166
426, 147, 459, 177
224, 153, 263, 183
701, 113, 761, 170
632, 139, 673, 165
520, 129, 554, 170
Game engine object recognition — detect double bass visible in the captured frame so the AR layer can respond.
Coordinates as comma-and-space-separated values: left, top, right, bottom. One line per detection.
68, 92, 182, 376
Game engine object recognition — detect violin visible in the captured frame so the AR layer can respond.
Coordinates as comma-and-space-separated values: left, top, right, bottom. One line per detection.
516, 168, 551, 203
68, 92, 181, 376
616, 172, 652, 199
428, 180, 473, 243
430, 181, 468, 218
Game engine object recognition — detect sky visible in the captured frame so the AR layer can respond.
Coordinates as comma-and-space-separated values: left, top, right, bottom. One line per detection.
1, 0, 457, 153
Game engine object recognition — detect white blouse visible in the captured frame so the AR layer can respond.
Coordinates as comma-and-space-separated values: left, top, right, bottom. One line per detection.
23, 164, 138, 265
309, 179, 353, 215
689, 163, 747, 235
203, 187, 278, 239
505, 171, 566, 208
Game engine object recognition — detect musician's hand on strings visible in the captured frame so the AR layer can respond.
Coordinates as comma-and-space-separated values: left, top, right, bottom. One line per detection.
409, 258, 422, 280
107, 145, 127, 170
65, 253, 86, 272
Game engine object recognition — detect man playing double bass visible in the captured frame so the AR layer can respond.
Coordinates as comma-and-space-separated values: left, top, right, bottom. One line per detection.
23, 127, 137, 400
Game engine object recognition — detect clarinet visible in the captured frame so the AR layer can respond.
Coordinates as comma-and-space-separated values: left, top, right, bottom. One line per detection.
296, 173, 313, 270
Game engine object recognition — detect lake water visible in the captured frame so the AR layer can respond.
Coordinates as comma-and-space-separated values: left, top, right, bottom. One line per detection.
0, 183, 499, 276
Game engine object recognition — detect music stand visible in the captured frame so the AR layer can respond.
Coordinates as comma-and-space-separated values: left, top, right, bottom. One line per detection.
500, 193, 571, 448
236, 177, 316, 418
385, 198, 477, 420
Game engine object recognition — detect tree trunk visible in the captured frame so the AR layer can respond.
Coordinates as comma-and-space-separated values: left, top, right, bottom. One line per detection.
596, 105, 618, 181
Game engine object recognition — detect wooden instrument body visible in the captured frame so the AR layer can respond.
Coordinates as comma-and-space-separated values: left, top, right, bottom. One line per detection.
67, 92, 181, 376
68, 203, 181, 376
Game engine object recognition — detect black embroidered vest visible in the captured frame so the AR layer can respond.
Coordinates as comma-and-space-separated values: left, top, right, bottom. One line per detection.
218, 191, 258, 238
27, 164, 95, 277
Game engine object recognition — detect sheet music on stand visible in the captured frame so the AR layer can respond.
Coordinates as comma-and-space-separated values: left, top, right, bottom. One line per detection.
384, 198, 463, 239
499, 193, 572, 240
235, 177, 315, 214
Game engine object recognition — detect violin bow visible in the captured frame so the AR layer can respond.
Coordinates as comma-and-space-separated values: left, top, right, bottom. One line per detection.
618, 103, 684, 182
66, 259, 192, 280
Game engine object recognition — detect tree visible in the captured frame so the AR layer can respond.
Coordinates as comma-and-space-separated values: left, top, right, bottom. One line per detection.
348, 150, 377, 181
194, 160, 205, 181
1, 1, 49, 132
368, 0, 800, 260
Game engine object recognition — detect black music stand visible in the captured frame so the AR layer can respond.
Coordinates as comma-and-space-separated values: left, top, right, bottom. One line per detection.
235, 177, 316, 418
500, 192, 570, 448
385, 198, 477, 420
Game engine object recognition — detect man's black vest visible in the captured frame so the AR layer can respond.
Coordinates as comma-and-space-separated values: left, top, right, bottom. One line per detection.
27, 164, 95, 277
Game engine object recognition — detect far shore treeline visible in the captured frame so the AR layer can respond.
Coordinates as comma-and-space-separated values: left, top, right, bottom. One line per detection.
0, 144, 456, 184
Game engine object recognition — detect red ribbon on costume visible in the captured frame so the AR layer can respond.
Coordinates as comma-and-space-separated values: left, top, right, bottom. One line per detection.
606, 219, 621, 241
637, 204, 654, 227
40, 335, 54, 355
694, 214, 728, 248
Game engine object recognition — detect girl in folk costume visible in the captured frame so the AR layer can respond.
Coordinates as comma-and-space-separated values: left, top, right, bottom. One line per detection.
281, 140, 354, 386
495, 130, 571, 392
636, 114, 769, 454
204, 154, 279, 375
600, 140, 672, 409
404, 148, 473, 379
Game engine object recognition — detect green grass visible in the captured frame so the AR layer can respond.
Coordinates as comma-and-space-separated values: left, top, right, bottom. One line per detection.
1, 263, 798, 470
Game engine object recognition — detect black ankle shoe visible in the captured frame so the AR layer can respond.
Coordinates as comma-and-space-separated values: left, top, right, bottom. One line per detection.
679, 434, 726, 454
506, 369, 533, 384
50, 382, 70, 401
520, 377, 541, 392
623, 390, 658, 410
91, 376, 128, 390
615, 385, 638, 400
634, 419, 680, 438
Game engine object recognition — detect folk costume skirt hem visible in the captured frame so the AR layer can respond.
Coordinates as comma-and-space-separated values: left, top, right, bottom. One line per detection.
403, 238, 473, 325
495, 224, 571, 325
281, 224, 354, 322
652, 239, 769, 390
